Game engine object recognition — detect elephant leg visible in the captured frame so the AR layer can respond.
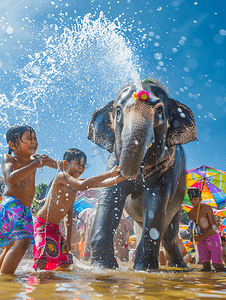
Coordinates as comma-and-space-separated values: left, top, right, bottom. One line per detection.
91, 183, 130, 269
133, 189, 164, 270
133, 215, 161, 270
162, 210, 187, 268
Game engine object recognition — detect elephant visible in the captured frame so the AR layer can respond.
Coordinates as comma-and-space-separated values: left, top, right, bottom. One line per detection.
87, 78, 197, 270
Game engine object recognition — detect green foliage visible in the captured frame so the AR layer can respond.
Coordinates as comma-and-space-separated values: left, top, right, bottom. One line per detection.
31, 198, 40, 217
35, 183, 48, 200
31, 183, 48, 216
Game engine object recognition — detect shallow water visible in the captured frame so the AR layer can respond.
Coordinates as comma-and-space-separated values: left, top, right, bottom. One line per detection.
1, 259, 226, 300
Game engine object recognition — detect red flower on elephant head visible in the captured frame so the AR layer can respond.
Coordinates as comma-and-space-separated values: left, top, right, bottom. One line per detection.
133, 90, 150, 101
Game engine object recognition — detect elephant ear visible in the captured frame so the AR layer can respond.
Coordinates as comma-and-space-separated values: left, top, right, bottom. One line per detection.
88, 101, 115, 153
166, 98, 197, 147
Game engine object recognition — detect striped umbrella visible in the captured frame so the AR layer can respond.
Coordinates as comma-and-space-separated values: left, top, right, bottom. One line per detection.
183, 165, 226, 209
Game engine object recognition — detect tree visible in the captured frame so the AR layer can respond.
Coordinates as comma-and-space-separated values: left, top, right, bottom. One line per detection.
31, 183, 49, 216
35, 183, 48, 200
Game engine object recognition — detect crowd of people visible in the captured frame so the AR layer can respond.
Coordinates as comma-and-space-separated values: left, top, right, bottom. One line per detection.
0, 124, 226, 275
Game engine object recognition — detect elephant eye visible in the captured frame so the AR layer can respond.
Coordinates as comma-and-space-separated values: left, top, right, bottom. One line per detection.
116, 106, 121, 116
116, 105, 123, 124
156, 105, 164, 120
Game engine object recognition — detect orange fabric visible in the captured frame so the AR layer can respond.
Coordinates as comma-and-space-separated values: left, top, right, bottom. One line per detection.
78, 240, 85, 259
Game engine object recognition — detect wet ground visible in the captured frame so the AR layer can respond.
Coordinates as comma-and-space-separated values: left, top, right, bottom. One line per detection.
1, 259, 226, 300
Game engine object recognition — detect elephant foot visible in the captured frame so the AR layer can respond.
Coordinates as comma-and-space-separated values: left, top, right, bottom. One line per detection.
91, 257, 119, 269
133, 257, 158, 271
168, 260, 188, 268
91, 249, 119, 269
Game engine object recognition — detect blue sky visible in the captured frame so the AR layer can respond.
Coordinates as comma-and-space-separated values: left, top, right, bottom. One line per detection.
0, 0, 225, 185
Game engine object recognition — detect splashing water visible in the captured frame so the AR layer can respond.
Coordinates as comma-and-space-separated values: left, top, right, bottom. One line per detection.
0, 12, 140, 157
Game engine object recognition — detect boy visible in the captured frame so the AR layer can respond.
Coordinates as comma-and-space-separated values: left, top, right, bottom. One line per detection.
187, 187, 225, 271
33, 148, 127, 270
0, 125, 58, 274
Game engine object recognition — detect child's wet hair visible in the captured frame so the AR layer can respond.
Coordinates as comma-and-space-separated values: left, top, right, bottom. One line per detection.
6, 125, 36, 155
63, 148, 87, 165
187, 187, 201, 200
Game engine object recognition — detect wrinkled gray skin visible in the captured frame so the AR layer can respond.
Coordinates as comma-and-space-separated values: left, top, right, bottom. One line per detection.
88, 80, 197, 270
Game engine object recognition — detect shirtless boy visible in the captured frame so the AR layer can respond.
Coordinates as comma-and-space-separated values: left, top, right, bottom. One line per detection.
0, 125, 58, 274
33, 148, 127, 270
187, 187, 225, 271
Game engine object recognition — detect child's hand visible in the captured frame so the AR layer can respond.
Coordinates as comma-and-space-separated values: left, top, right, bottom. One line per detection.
109, 166, 121, 177
57, 160, 64, 170
35, 154, 57, 169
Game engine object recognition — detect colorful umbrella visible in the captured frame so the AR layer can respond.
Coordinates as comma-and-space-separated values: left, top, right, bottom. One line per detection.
183, 165, 226, 209
73, 188, 100, 213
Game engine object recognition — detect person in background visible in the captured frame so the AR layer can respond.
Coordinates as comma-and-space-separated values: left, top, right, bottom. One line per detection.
78, 230, 86, 260
0, 125, 58, 274
187, 187, 225, 271
176, 235, 192, 264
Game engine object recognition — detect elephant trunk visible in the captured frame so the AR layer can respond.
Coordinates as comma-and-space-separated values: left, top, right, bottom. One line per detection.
119, 118, 155, 178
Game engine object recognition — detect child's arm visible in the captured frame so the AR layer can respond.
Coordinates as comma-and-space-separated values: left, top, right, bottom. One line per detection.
63, 203, 73, 252
59, 166, 123, 191
2, 154, 40, 185
95, 173, 126, 188
187, 209, 195, 222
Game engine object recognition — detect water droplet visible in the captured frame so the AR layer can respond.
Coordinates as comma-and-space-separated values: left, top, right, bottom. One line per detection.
187, 58, 198, 70
220, 29, 226, 36
215, 97, 224, 106
172, 0, 180, 7
154, 53, 162, 60
184, 76, 194, 86
149, 228, 159, 240
6, 27, 13, 34
178, 40, 185, 46
214, 34, 224, 44
193, 38, 203, 47
201, 132, 210, 142
148, 210, 154, 219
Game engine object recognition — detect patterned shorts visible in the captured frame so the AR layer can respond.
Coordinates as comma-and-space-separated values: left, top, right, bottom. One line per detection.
198, 234, 222, 264
0, 196, 34, 247
33, 216, 73, 270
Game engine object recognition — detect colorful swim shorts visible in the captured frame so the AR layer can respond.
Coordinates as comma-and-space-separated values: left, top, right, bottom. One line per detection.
33, 216, 73, 270
198, 234, 222, 265
0, 196, 34, 247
